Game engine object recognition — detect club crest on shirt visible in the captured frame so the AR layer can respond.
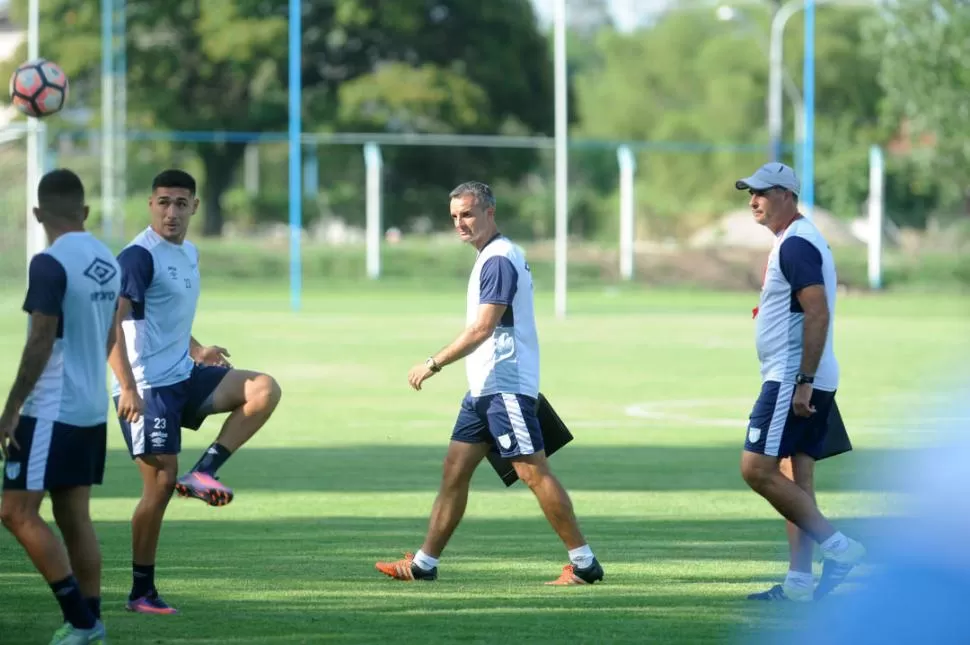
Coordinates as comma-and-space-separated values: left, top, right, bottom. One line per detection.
747, 427, 762, 444
5, 461, 21, 480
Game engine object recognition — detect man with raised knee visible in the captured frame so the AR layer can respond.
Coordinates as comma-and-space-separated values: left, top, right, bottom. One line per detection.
108, 169, 282, 614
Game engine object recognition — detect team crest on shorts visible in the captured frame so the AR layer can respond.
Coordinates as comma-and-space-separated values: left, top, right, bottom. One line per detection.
5, 461, 20, 480
497, 434, 513, 450
747, 427, 762, 444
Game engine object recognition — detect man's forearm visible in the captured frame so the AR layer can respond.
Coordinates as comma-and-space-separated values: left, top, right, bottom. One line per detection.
800, 309, 830, 375
2, 337, 55, 418
108, 324, 138, 391
190, 335, 203, 361
433, 326, 493, 368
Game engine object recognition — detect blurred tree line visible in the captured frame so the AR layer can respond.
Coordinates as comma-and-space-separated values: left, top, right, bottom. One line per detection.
2, 0, 966, 239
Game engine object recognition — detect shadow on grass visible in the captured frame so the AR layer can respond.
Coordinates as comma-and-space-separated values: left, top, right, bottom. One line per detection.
92, 444, 904, 499
0, 515, 890, 645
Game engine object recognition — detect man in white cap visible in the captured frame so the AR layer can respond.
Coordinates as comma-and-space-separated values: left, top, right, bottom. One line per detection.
735, 163, 866, 602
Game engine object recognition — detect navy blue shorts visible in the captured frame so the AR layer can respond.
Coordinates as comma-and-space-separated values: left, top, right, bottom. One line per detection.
451, 392, 544, 458
3, 416, 106, 492
116, 364, 230, 458
744, 381, 837, 459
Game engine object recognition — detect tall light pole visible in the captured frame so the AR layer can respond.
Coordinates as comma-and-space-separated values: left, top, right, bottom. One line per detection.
768, 0, 805, 162
769, 0, 871, 163
717, 5, 804, 162
25, 0, 45, 270
553, 0, 568, 319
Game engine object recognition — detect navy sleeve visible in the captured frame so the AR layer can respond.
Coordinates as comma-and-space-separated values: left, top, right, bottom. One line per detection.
479, 256, 518, 305
22, 254, 67, 316
779, 236, 824, 292
117, 246, 154, 304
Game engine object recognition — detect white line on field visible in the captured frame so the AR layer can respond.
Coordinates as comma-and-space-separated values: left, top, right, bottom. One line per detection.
624, 398, 749, 427
624, 398, 970, 431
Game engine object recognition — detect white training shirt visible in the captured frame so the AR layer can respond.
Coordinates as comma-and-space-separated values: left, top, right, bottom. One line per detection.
112, 227, 200, 393
20, 232, 121, 426
755, 217, 839, 391
464, 234, 540, 398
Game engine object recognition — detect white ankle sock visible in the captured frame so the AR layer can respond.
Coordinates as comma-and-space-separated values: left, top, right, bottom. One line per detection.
568, 545, 595, 569
820, 532, 849, 556
784, 570, 814, 590
412, 550, 439, 572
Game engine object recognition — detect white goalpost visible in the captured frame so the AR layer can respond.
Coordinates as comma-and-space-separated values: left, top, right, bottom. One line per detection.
867, 145, 884, 290
617, 145, 636, 281
100, 0, 127, 245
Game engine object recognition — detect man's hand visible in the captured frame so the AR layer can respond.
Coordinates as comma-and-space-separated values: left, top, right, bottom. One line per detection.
792, 383, 816, 417
195, 345, 232, 368
0, 409, 20, 460
408, 362, 437, 391
116, 388, 144, 423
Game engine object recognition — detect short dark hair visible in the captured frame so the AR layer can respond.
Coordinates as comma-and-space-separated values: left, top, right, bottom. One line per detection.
152, 169, 196, 195
449, 181, 495, 210
37, 168, 85, 219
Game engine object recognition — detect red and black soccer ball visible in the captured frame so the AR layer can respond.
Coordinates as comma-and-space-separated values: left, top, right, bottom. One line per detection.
8, 58, 69, 119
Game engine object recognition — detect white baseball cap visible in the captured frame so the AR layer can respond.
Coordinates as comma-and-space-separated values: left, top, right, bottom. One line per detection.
735, 163, 800, 196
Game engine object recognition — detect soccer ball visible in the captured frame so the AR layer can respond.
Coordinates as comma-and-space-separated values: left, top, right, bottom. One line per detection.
8, 58, 69, 118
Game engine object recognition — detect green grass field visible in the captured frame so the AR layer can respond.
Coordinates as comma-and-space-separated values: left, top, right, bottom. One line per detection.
1, 284, 968, 644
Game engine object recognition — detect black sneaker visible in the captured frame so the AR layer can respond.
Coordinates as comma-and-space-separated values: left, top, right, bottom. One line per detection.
375, 552, 438, 581
545, 558, 604, 585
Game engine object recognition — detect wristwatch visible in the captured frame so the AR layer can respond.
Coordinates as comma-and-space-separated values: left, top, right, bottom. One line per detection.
795, 373, 814, 385
426, 357, 441, 373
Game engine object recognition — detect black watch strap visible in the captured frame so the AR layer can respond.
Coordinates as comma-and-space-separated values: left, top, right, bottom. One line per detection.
795, 373, 814, 385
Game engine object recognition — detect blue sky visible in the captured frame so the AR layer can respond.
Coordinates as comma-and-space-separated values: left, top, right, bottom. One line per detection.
530, 0, 674, 31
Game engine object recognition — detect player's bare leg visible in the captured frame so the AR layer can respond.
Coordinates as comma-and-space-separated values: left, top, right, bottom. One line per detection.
127, 454, 178, 614
1, 490, 100, 634
742, 451, 865, 599
209, 370, 281, 451
376, 441, 488, 581
1, 490, 73, 583
51, 486, 102, 621
742, 451, 835, 539
512, 452, 585, 549
176, 370, 281, 507
512, 452, 604, 585
421, 441, 490, 556
750, 456, 817, 601
785, 455, 817, 574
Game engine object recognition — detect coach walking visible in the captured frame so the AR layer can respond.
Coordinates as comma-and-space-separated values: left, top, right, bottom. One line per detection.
735, 163, 865, 602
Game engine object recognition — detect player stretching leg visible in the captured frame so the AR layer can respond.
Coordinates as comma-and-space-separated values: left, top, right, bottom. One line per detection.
734, 163, 866, 601
108, 170, 282, 614
1, 170, 120, 643
375, 182, 603, 586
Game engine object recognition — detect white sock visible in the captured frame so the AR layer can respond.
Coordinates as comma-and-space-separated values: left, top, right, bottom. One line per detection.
784, 570, 814, 590
568, 545, 595, 569
820, 531, 849, 556
412, 550, 439, 572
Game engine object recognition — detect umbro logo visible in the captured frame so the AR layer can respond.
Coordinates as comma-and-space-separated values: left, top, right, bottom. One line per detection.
83, 258, 117, 286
